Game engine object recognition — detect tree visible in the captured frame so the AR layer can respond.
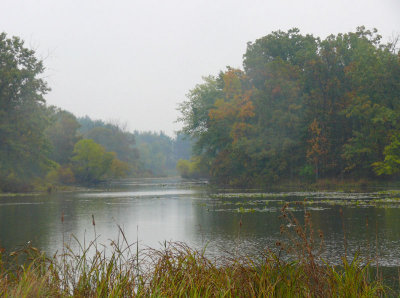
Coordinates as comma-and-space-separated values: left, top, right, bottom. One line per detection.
250, 58, 304, 181
209, 68, 255, 144
78, 117, 140, 174
178, 75, 224, 158
0, 32, 52, 191
178, 27, 400, 186
176, 156, 209, 179
373, 133, 400, 175
71, 139, 126, 183
341, 27, 400, 176
86, 126, 138, 164
243, 28, 318, 89
45, 108, 81, 164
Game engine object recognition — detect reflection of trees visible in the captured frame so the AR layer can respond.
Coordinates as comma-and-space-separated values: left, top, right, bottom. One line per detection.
0, 195, 54, 252
191, 198, 283, 244
191, 195, 400, 263
380, 208, 400, 238
2, 186, 400, 265
0, 193, 89, 254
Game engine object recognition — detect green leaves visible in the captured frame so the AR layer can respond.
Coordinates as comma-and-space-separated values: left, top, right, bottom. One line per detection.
178, 27, 400, 186
45, 108, 81, 165
373, 133, 400, 176
0, 33, 52, 191
71, 139, 129, 184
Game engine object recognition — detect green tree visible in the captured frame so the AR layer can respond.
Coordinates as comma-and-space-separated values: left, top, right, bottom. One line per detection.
134, 131, 180, 176
176, 156, 209, 179
0, 33, 52, 191
86, 126, 138, 164
72, 139, 116, 183
78, 117, 140, 174
178, 75, 224, 158
178, 27, 400, 186
341, 28, 400, 176
45, 108, 81, 165
373, 133, 400, 175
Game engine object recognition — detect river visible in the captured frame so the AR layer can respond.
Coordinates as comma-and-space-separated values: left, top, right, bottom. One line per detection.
0, 177, 399, 269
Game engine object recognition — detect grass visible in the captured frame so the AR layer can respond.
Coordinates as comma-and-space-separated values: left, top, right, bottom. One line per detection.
0, 207, 393, 297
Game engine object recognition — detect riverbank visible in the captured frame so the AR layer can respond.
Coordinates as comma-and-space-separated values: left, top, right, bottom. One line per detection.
207, 177, 400, 193
2, 175, 397, 195
0, 185, 89, 197
0, 174, 173, 195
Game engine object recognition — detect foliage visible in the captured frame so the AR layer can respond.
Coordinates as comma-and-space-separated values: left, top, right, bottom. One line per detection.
176, 156, 208, 179
78, 117, 193, 177
307, 119, 328, 180
78, 117, 140, 175
178, 27, 400, 186
45, 107, 81, 165
71, 139, 129, 184
46, 165, 76, 185
134, 131, 193, 176
0, 33, 52, 192
373, 133, 400, 175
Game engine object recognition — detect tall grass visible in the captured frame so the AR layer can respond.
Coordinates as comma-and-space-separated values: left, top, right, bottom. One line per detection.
0, 207, 392, 297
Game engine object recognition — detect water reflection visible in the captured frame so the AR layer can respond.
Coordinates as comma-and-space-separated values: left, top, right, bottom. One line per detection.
0, 178, 399, 267
79, 189, 196, 198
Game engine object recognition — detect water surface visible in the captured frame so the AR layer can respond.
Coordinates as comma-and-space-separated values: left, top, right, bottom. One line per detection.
0, 178, 399, 267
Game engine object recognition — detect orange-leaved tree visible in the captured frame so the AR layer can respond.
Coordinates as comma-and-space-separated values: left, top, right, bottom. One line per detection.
208, 69, 255, 144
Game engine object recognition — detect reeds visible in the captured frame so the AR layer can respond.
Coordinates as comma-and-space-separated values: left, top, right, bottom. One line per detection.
0, 209, 391, 297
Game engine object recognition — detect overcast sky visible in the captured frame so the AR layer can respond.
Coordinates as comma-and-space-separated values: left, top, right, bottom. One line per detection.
1, 0, 399, 136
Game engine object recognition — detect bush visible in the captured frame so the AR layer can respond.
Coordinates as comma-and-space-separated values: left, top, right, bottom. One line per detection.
177, 156, 209, 179
45, 165, 75, 185
0, 173, 33, 193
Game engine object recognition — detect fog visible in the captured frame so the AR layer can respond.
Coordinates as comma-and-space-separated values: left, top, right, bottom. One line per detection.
1, 0, 399, 135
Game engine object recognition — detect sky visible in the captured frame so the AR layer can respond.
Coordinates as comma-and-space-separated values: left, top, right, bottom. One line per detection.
1, 0, 399, 136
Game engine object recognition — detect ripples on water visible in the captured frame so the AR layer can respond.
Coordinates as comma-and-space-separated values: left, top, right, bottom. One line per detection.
0, 178, 399, 267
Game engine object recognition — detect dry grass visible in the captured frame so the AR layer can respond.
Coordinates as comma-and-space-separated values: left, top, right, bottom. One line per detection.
0, 208, 391, 297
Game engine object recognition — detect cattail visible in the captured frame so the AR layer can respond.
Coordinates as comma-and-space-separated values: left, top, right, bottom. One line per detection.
92, 214, 96, 226
61, 212, 64, 223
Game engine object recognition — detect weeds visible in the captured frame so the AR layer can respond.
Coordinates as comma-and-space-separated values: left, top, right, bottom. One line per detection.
0, 210, 392, 297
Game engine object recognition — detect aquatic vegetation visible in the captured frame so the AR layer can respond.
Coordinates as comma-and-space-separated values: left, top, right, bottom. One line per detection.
206, 190, 400, 214
210, 191, 383, 201
0, 217, 390, 297
376, 190, 400, 196
0, 192, 41, 197
237, 207, 256, 213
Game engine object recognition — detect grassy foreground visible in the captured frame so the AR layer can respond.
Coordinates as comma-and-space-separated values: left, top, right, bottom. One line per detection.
0, 207, 393, 297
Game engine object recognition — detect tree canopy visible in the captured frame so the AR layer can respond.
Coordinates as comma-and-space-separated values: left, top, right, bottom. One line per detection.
178, 27, 400, 186
71, 139, 129, 183
0, 33, 52, 191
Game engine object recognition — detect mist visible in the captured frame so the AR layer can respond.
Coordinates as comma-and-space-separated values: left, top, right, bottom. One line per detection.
1, 0, 398, 135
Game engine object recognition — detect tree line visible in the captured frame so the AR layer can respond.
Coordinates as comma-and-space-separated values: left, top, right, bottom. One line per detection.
177, 27, 400, 186
0, 32, 191, 192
